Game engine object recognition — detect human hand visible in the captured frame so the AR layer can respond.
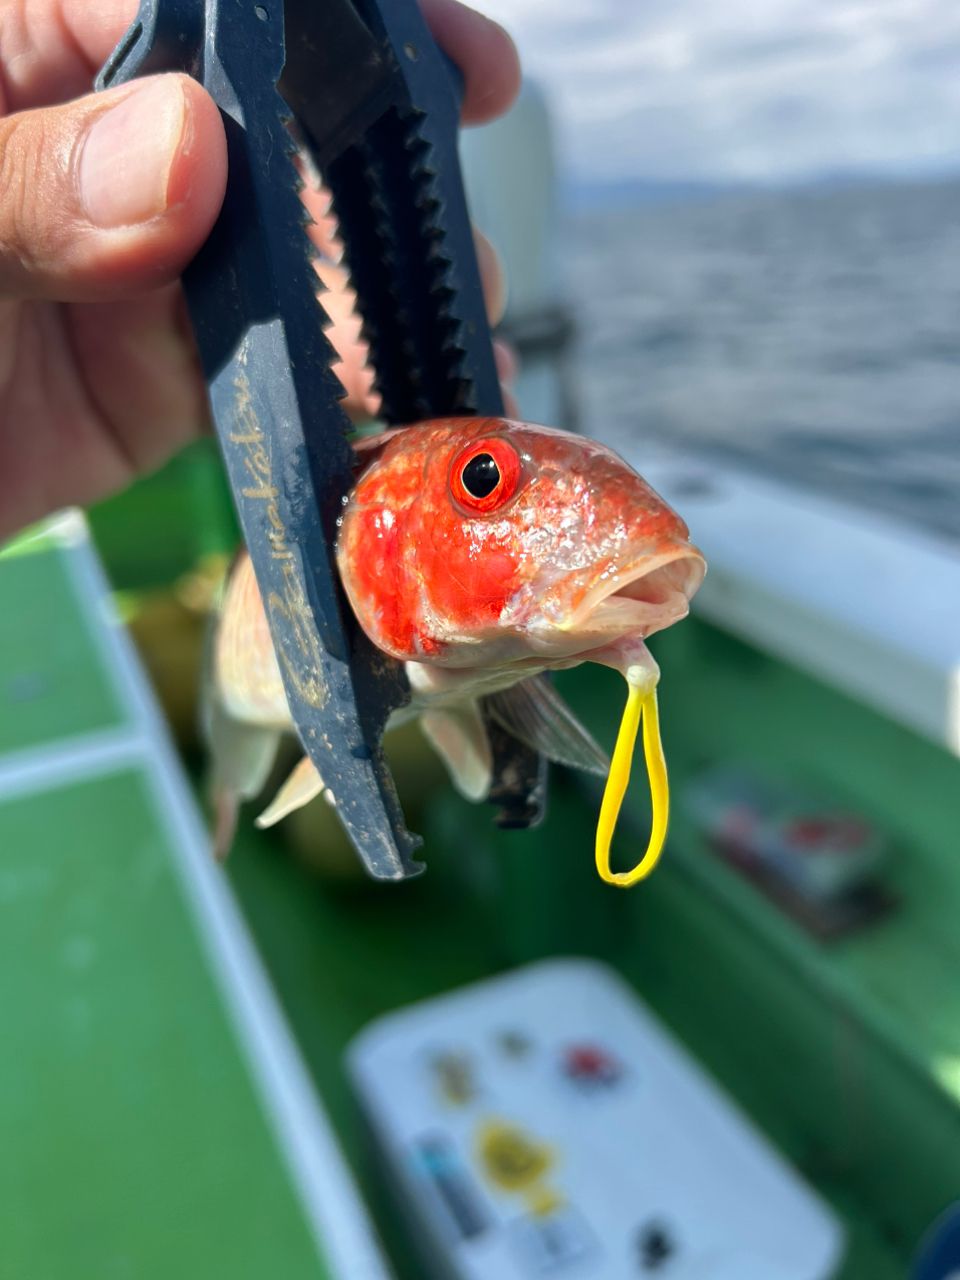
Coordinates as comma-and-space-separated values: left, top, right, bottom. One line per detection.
0, 0, 520, 540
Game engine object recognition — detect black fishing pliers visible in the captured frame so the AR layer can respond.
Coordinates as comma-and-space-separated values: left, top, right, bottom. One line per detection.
98, 0, 545, 880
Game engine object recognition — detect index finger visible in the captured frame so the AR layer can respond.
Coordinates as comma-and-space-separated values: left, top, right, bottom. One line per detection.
420, 0, 521, 125
30, 0, 519, 125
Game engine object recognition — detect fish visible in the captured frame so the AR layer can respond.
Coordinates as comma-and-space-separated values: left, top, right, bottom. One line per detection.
205, 417, 705, 884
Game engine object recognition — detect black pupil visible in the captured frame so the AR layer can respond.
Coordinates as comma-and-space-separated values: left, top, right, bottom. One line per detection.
461, 452, 501, 500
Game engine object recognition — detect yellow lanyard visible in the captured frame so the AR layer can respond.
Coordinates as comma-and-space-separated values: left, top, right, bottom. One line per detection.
595, 684, 669, 887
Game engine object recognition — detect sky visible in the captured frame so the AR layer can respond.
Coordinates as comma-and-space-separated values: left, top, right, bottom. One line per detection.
476, 0, 960, 186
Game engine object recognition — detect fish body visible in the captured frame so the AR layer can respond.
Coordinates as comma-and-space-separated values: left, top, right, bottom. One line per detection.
206, 418, 704, 862
338, 418, 702, 673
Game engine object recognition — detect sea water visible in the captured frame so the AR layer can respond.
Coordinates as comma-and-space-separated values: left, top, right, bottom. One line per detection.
566, 177, 960, 542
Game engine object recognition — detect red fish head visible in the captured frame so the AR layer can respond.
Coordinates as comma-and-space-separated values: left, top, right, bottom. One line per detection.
336, 417, 705, 676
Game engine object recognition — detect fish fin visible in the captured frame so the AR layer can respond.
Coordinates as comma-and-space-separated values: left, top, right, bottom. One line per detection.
211, 789, 238, 862
484, 676, 610, 778
204, 699, 282, 858
256, 756, 325, 829
199, 555, 289, 858
420, 704, 493, 802
351, 427, 404, 455
207, 553, 289, 726
350, 427, 405, 475
205, 695, 282, 803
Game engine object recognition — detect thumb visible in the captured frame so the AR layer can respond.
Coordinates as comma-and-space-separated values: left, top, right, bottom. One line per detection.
0, 74, 226, 301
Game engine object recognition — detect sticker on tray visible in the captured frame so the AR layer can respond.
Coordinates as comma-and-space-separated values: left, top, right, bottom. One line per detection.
496, 1029, 534, 1060
430, 1049, 477, 1106
561, 1042, 623, 1089
414, 1132, 490, 1241
635, 1219, 677, 1271
509, 1204, 597, 1275
475, 1119, 560, 1216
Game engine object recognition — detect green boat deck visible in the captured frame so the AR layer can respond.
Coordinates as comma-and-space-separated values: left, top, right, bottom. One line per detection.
0, 525, 379, 1280
4, 470, 959, 1277
226, 791, 907, 1279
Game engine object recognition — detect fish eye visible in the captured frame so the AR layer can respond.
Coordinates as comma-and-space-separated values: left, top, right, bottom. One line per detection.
461, 452, 500, 499
450, 438, 522, 514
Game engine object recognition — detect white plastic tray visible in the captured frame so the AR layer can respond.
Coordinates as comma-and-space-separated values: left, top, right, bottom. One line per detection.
348, 958, 843, 1280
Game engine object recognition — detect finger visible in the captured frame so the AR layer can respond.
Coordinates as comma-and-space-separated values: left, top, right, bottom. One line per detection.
66, 286, 212, 474
14, 0, 520, 123
419, 0, 521, 125
1, 0, 137, 111
474, 227, 507, 326
0, 283, 210, 539
7, 1, 520, 127
0, 74, 226, 301
493, 338, 517, 386
495, 338, 520, 418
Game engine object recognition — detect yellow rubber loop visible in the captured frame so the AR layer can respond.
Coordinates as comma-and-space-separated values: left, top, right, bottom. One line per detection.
595, 685, 669, 887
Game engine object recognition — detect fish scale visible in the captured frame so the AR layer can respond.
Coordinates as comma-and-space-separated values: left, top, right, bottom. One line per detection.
98, 0, 546, 878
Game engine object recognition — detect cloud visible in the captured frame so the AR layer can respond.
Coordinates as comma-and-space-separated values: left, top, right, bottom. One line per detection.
475, 0, 960, 183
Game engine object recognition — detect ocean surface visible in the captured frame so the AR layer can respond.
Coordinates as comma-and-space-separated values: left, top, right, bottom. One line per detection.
564, 178, 960, 543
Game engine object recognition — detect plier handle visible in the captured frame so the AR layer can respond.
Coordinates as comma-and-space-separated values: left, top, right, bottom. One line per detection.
99, 0, 545, 879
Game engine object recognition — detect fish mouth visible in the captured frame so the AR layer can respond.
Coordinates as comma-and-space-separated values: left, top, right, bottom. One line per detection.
573, 547, 706, 639
559, 546, 705, 683
460, 545, 706, 681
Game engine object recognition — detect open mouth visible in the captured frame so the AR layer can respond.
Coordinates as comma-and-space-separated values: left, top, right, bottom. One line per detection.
578, 548, 706, 638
